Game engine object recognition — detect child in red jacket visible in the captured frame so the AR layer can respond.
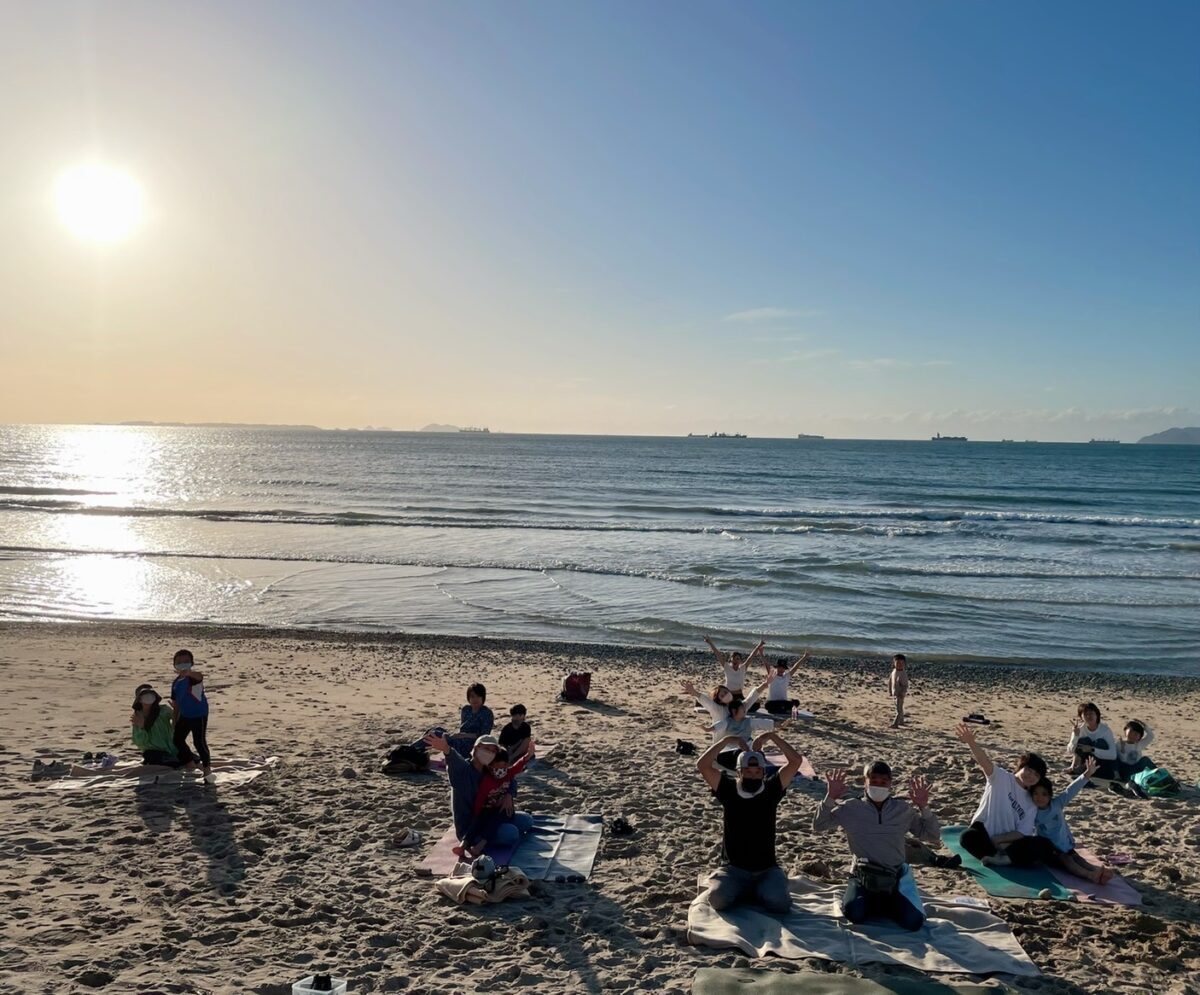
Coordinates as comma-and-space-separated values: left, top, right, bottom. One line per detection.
454, 742, 536, 858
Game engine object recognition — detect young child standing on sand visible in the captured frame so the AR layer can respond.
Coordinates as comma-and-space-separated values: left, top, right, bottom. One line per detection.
888, 654, 909, 728
169, 649, 211, 777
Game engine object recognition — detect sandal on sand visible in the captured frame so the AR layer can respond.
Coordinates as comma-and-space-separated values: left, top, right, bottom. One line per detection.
394, 829, 424, 849
963, 713, 990, 725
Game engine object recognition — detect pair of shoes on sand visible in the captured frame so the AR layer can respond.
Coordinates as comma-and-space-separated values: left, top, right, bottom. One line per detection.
391, 828, 424, 850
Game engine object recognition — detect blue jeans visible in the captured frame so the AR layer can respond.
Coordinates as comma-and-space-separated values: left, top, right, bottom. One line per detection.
842, 877, 925, 931
1117, 756, 1154, 781
708, 865, 791, 914
492, 811, 534, 847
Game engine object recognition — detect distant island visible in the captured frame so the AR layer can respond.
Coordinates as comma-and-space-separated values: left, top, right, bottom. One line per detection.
1137, 426, 1200, 445
115, 421, 321, 430
420, 424, 491, 434
688, 431, 747, 438
796, 433, 824, 440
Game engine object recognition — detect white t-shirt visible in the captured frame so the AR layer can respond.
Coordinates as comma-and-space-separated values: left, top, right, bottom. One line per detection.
970, 767, 1035, 837
723, 660, 746, 692
767, 672, 790, 701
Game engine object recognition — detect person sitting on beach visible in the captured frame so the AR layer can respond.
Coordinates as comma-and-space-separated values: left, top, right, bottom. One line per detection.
954, 723, 1058, 867
1031, 757, 1114, 884
813, 762, 940, 930
704, 636, 766, 702
498, 703, 533, 762
1114, 719, 1156, 782
695, 731, 806, 913
755, 652, 810, 715
130, 684, 197, 769
1067, 702, 1117, 779
454, 741, 537, 858
447, 683, 495, 756
683, 676, 772, 756
169, 649, 211, 778
423, 732, 533, 850
888, 654, 909, 729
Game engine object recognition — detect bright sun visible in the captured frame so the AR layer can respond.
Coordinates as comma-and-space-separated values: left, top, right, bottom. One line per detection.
54, 162, 146, 244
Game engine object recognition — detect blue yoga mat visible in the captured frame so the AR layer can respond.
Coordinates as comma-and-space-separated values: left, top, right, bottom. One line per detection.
941, 826, 1071, 901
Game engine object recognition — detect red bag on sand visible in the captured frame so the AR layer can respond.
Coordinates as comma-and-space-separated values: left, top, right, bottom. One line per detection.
561, 672, 591, 702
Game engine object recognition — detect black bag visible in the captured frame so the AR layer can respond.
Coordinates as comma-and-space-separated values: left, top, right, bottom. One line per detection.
675, 739, 697, 756
383, 744, 429, 773
853, 861, 900, 894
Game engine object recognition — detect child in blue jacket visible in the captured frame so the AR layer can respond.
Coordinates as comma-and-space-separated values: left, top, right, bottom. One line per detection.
1031, 756, 1113, 884
170, 648, 211, 777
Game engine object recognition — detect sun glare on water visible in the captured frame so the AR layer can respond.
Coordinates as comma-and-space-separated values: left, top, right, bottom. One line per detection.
54, 162, 146, 244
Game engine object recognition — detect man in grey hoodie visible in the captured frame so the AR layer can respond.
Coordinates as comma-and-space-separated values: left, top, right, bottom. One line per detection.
813, 760, 940, 930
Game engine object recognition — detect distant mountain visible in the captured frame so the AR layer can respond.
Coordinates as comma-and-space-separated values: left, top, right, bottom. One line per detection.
420, 423, 461, 433
1137, 426, 1200, 445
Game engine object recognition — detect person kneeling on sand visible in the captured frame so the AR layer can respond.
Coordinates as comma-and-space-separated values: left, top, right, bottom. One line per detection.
130, 684, 197, 770
455, 741, 537, 858
954, 723, 1058, 867
424, 732, 533, 851
813, 762, 939, 930
696, 731, 805, 914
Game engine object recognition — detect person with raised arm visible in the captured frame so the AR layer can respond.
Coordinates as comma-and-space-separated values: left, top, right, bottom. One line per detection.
757, 651, 810, 715
423, 732, 533, 850
682, 674, 773, 756
813, 762, 939, 930
704, 637, 766, 702
954, 723, 1058, 867
695, 730, 805, 913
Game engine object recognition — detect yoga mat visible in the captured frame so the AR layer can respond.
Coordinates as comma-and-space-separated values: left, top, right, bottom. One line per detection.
1047, 847, 1141, 906
762, 750, 818, 782
687, 874, 1039, 976
415, 814, 602, 881
45, 757, 279, 791
694, 968, 1018, 994
941, 827, 1071, 901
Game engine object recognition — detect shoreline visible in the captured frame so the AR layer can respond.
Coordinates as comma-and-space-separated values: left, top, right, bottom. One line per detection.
3, 618, 1194, 686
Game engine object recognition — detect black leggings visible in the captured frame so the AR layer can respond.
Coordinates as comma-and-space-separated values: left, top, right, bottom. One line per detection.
960, 821, 1060, 866
174, 716, 211, 767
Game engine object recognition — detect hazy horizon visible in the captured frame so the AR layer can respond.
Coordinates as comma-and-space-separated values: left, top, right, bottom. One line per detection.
2, 2, 1197, 442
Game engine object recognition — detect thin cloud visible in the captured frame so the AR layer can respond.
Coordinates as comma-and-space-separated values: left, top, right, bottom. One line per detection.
724, 307, 818, 323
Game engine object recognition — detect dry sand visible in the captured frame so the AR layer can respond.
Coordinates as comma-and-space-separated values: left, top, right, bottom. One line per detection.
1, 622, 1198, 995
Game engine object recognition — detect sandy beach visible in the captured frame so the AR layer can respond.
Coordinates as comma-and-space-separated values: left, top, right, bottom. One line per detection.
1, 621, 1198, 995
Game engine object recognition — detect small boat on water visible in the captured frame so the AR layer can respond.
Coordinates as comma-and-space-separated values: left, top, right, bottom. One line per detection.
932, 432, 967, 442
460, 426, 490, 434
796, 433, 824, 440
1088, 438, 1119, 444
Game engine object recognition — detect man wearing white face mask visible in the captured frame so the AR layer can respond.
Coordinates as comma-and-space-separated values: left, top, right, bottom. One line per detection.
813, 761, 940, 930
696, 731, 806, 913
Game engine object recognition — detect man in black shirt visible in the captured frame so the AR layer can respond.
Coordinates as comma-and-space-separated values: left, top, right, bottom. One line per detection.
696, 731, 805, 913
498, 703, 532, 762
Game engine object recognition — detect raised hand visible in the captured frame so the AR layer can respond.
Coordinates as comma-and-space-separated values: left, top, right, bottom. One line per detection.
751, 731, 775, 752
953, 723, 976, 746
908, 774, 932, 809
681, 680, 697, 697
423, 732, 451, 755
130, 711, 144, 728
1083, 756, 1098, 780
1072, 717, 1083, 734
825, 768, 848, 802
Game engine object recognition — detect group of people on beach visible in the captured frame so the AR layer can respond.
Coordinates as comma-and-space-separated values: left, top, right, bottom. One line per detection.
680, 637, 1160, 931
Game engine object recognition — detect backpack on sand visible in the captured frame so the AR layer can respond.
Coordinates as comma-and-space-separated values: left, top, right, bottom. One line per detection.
1131, 766, 1180, 797
561, 672, 591, 702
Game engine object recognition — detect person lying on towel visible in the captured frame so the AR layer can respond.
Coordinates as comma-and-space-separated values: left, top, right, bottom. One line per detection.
813, 761, 940, 931
695, 731, 806, 914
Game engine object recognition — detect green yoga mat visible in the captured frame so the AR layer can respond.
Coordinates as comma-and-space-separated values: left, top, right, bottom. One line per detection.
941, 826, 1071, 901
694, 969, 1017, 994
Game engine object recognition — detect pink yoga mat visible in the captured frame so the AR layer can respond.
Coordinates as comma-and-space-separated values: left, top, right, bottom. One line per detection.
1047, 847, 1141, 906
415, 824, 520, 878
762, 751, 818, 781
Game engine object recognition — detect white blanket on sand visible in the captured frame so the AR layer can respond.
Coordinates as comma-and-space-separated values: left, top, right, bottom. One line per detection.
686, 873, 1038, 976
46, 757, 279, 791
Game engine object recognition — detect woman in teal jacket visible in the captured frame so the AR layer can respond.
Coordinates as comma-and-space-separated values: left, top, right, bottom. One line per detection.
131, 684, 197, 768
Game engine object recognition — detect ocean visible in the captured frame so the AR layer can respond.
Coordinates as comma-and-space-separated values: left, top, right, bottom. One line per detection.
0, 424, 1196, 673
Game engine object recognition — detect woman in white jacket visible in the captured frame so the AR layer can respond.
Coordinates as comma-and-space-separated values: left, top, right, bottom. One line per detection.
1067, 702, 1117, 779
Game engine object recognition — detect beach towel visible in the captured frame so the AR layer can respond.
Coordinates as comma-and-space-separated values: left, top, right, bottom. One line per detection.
416, 814, 603, 881
693, 968, 1018, 994
45, 757, 279, 792
1046, 847, 1140, 906
435, 866, 532, 904
940, 827, 1071, 901
686, 874, 1038, 976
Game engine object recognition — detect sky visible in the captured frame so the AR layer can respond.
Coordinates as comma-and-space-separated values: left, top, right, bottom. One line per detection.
1, 1, 1197, 441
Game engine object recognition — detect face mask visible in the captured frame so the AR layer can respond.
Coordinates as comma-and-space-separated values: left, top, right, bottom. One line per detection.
490, 766, 509, 779
865, 785, 891, 802
736, 777, 765, 799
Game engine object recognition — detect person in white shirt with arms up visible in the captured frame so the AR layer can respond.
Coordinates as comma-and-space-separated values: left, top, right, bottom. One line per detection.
704, 636, 765, 702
